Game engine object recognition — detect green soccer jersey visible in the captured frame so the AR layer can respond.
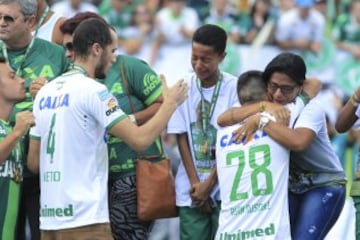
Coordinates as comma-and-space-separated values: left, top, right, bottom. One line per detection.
0, 120, 24, 240
104, 55, 163, 180
0, 38, 71, 177
332, 14, 360, 43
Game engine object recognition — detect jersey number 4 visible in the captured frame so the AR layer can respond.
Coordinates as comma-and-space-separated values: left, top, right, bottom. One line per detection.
46, 113, 56, 163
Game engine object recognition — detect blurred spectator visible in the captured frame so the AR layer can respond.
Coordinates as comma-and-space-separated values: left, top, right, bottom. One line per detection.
233, 0, 251, 12
146, 0, 166, 14
186, 0, 210, 21
332, 0, 360, 59
326, 96, 358, 176
51, 0, 97, 18
149, 0, 200, 66
120, 3, 156, 56
89, 0, 102, 7
314, 0, 336, 37
203, 0, 242, 44
241, 0, 277, 44
35, 0, 66, 45
277, 0, 296, 14
275, 0, 325, 53
314, 0, 327, 16
101, 0, 133, 37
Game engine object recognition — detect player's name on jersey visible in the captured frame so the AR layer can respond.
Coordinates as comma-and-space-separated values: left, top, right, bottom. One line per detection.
43, 171, 61, 182
41, 204, 74, 217
39, 94, 70, 110
218, 223, 275, 240
230, 201, 270, 216
219, 131, 268, 148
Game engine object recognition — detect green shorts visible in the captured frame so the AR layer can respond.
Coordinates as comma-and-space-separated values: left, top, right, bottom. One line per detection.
179, 202, 221, 240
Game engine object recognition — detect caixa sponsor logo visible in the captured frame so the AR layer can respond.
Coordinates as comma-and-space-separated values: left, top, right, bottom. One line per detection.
106, 98, 119, 116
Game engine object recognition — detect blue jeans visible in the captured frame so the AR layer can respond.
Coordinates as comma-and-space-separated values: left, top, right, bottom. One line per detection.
289, 184, 346, 240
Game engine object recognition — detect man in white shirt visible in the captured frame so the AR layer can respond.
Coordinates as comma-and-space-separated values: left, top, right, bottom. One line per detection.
27, 18, 187, 239
275, 0, 325, 53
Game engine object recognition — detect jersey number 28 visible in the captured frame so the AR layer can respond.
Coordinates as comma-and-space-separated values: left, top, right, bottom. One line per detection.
226, 144, 273, 201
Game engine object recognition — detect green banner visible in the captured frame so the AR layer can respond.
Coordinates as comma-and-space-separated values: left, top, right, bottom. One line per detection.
301, 38, 336, 72
221, 43, 241, 76
336, 58, 360, 95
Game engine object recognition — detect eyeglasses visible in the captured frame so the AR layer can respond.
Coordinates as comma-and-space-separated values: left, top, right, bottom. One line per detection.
267, 81, 298, 95
64, 42, 73, 51
0, 15, 17, 24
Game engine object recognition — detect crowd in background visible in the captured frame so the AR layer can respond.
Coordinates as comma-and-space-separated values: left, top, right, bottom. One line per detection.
2, 0, 360, 239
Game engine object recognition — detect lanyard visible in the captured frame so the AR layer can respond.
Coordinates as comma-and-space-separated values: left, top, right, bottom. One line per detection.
2, 37, 35, 76
196, 72, 222, 133
34, 6, 50, 37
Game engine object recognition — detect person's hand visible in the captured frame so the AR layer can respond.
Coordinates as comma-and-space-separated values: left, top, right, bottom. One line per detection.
198, 199, 214, 213
30, 77, 47, 98
351, 47, 360, 60
13, 111, 35, 137
309, 42, 321, 53
232, 114, 260, 144
190, 181, 211, 203
293, 39, 310, 50
354, 87, 360, 100
179, 25, 187, 36
160, 74, 188, 107
263, 102, 290, 125
139, 23, 152, 35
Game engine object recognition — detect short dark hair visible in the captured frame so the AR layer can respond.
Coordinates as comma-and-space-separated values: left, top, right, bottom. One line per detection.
0, 56, 6, 64
237, 70, 266, 105
72, 18, 113, 59
60, 12, 107, 35
263, 52, 306, 86
192, 24, 227, 54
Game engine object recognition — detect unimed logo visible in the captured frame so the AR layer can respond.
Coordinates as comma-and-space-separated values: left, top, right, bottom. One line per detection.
219, 223, 275, 240
41, 204, 74, 217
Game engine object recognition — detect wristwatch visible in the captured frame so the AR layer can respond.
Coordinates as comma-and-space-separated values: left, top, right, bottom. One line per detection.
258, 112, 276, 130
128, 114, 137, 124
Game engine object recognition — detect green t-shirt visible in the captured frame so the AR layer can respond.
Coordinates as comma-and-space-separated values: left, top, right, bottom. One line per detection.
104, 55, 163, 180
0, 38, 71, 177
0, 120, 24, 240
332, 14, 360, 43
99, 0, 142, 37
